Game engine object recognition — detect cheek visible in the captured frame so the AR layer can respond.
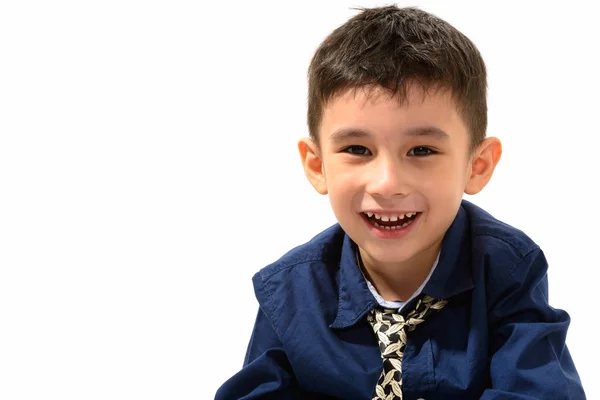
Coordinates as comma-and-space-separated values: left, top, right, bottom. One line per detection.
324, 162, 354, 188
324, 168, 361, 210
419, 163, 469, 196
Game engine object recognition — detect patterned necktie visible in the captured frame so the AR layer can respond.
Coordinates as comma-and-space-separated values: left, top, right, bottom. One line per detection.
367, 295, 448, 400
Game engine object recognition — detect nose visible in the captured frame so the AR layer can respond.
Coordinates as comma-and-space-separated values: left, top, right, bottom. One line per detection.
365, 156, 409, 199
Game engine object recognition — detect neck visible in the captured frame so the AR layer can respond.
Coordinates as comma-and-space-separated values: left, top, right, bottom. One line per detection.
358, 240, 441, 302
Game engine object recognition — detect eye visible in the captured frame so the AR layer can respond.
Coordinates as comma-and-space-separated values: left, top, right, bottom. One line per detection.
408, 146, 436, 156
342, 145, 372, 156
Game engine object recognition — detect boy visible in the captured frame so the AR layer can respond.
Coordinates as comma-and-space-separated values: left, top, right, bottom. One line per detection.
216, 5, 585, 399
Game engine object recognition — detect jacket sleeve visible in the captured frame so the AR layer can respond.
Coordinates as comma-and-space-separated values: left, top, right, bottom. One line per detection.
214, 307, 300, 400
480, 248, 586, 399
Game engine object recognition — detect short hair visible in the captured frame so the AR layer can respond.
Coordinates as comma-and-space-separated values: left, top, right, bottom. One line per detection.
307, 5, 487, 151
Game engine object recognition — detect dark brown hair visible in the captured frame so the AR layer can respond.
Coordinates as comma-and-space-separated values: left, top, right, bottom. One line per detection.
307, 5, 487, 151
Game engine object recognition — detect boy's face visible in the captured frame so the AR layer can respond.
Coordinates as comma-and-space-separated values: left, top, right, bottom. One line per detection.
299, 83, 500, 269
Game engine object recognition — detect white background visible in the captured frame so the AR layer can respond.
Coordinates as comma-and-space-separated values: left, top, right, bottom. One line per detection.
1, 0, 598, 399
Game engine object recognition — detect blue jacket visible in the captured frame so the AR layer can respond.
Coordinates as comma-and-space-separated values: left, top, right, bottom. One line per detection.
216, 200, 585, 399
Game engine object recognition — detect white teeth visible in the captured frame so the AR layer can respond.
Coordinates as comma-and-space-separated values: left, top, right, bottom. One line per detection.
366, 212, 419, 220
370, 216, 416, 230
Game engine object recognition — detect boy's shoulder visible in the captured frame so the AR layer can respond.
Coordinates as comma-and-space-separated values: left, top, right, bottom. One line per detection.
250, 224, 347, 333
461, 201, 546, 293
462, 199, 540, 260
254, 223, 346, 284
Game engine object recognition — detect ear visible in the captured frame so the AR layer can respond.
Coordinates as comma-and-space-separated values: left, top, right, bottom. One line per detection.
298, 137, 328, 195
465, 137, 502, 195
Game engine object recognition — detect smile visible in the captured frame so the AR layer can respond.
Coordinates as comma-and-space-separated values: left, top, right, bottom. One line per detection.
361, 212, 421, 230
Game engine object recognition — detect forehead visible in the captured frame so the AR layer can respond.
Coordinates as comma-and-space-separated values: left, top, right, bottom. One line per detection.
319, 84, 469, 145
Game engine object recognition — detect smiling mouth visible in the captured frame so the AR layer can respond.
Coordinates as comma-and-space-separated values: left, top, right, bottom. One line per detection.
361, 212, 421, 230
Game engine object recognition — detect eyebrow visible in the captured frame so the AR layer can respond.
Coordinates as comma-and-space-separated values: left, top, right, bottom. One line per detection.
329, 126, 450, 143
